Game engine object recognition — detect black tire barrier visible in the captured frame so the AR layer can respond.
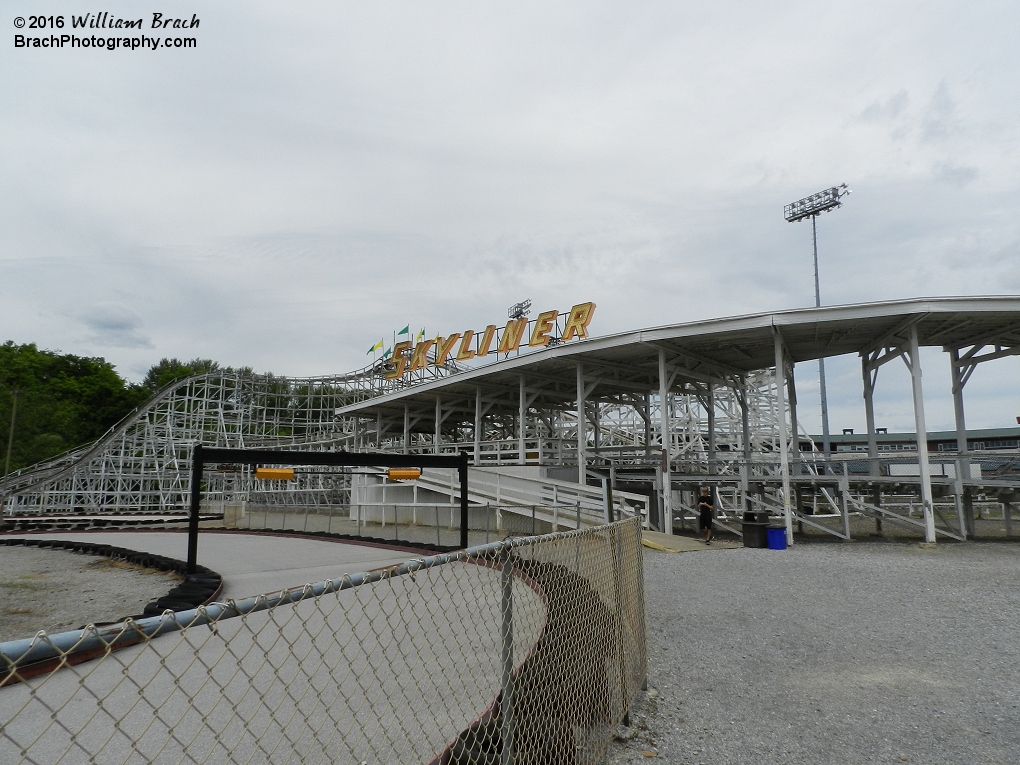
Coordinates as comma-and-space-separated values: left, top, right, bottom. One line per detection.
0, 538, 224, 626
447, 558, 621, 764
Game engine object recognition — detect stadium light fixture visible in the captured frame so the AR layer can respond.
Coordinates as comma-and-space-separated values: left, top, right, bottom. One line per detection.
785, 184, 851, 462
508, 299, 532, 320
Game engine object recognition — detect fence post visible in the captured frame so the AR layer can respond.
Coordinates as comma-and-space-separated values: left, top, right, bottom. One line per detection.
459, 452, 470, 549
187, 443, 204, 575
500, 546, 515, 765
611, 525, 630, 726
531, 504, 537, 536
575, 500, 582, 571
486, 502, 491, 544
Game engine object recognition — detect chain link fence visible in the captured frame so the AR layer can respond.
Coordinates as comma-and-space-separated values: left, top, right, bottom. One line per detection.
1, 517, 646, 764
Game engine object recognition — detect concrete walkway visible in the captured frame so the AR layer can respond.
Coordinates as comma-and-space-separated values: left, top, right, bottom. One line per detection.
642, 530, 742, 553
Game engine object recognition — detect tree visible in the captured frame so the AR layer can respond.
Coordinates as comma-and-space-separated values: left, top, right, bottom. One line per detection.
141, 357, 224, 392
0, 342, 150, 474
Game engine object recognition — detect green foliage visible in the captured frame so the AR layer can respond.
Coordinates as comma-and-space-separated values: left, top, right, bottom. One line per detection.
2, 344, 266, 475
0, 342, 151, 474
142, 357, 222, 392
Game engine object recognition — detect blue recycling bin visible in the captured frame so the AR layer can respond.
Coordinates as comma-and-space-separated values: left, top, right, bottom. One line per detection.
766, 526, 788, 550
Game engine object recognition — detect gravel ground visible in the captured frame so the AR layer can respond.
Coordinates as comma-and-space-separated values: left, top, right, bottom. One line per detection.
0, 547, 181, 643
608, 541, 1020, 765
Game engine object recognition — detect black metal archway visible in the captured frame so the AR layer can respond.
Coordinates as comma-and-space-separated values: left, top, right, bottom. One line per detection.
187, 444, 470, 573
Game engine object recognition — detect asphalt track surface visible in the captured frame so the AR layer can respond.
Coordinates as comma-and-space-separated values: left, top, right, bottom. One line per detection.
2, 531, 547, 764
3, 530, 417, 599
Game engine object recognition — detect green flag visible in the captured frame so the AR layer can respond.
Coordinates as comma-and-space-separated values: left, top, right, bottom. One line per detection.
382, 347, 392, 359
398, 325, 410, 336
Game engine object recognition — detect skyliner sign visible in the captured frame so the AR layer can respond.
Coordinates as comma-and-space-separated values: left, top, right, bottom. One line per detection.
384, 302, 596, 380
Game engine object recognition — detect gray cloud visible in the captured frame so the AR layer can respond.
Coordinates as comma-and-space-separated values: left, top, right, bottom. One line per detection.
933, 162, 979, 187
921, 81, 959, 142
80, 303, 153, 349
860, 90, 909, 123
1, 0, 1018, 427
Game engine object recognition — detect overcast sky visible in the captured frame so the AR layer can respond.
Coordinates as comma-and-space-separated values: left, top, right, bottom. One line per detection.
2, 0, 1018, 433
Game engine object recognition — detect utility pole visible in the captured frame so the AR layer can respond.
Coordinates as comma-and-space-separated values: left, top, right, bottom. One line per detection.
5, 390, 23, 476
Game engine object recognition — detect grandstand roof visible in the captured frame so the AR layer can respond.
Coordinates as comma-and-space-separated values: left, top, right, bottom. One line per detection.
337, 296, 1020, 424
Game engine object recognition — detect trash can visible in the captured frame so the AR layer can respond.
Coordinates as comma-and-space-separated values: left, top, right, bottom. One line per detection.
766, 526, 788, 550
742, 511, 769, 548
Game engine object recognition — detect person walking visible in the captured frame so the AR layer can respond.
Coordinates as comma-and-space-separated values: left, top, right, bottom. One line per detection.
698, 486, 715, 544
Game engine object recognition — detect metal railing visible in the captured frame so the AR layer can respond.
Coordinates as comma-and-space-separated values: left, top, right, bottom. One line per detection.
0, 517, 646, 765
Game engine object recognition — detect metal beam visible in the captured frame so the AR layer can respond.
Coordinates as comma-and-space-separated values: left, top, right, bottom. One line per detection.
774, 328, 793, 544
658, 348, 672, 535
906, 325, 936, 543
519, 375, 526, 466
577, 363, 587, 485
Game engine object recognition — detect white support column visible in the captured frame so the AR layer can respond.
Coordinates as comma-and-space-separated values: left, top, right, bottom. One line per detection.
740, 377, 751, 513
658, 348, 673, 535
862, 353, 882, 535
862, 357, 879, 475
403, 404, 410, 455
434, 396, 441, 456
707, 382, 716, 475
519, 374, 527, 466
774, 330, 794, 544
740, 377, 751, 462
376, 412, 382, 449
950, 347, 972, 538
576, 363, 587, 485
908, 325, 936, 543
643, 394, 652, 460
787, 360, 801, 464
474, 386, 482, 466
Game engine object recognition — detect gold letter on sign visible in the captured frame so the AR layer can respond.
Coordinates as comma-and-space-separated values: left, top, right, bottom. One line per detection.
385, 341, 413, 380
456, 330, 476, 361
562, 302, 596, 341
476, 325, 497, 357
435, 333, 461, 366
408, 339, 434, 372
529, 309, 558, 347
497, 318, 528, 353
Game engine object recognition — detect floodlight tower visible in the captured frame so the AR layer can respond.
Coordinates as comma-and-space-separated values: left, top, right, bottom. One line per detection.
507, 299, 532, 358
784, 184, 851, 462
508, 299, 532, 320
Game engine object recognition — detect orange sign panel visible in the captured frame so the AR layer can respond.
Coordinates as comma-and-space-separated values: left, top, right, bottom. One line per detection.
385, 302, 595, 381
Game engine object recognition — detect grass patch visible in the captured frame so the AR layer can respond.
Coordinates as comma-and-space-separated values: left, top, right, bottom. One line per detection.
0, 574, 50, 591
85, 558, 180, 580
3, 606, 36, 616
